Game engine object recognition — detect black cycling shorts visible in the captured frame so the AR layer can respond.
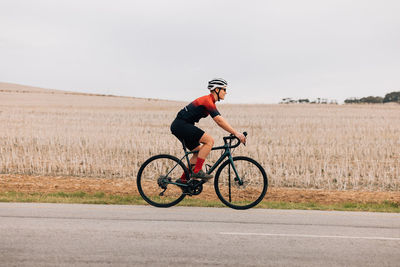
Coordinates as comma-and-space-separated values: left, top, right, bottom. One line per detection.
170, 118, 204, 151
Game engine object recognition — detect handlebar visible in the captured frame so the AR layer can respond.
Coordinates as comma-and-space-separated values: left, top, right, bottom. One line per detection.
223, 131, 247, 149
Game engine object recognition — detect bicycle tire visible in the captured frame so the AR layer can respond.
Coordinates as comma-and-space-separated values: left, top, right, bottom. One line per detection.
137, 154, 189, 208
214, 156, 268, 210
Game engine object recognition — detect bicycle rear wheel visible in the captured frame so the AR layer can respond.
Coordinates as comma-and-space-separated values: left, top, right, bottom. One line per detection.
137, 154, 188, 208
214, 156, 268, 210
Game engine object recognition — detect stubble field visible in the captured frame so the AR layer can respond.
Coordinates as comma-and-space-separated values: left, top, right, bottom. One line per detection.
1, 82, 399, 201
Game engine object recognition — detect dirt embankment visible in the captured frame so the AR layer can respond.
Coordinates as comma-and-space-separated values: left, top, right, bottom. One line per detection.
1, 174, 399, 204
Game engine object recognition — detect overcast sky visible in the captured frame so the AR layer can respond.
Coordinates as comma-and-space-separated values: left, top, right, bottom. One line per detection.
1, 0, 399, 103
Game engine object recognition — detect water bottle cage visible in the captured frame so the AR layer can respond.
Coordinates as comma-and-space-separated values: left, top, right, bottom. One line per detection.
205, 164, 211, 173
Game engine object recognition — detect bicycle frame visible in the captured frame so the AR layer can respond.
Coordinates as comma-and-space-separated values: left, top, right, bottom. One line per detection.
173, 140, 241, 186
137, 131, 267, 209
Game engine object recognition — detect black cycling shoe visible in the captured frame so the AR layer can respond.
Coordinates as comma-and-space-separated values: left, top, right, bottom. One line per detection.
191, 170, 213, 181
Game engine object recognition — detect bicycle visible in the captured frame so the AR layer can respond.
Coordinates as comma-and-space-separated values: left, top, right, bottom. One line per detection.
136, 132, 268, 210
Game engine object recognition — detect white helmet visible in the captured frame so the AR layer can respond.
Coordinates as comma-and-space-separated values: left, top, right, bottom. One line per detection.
208, 78, 227, 91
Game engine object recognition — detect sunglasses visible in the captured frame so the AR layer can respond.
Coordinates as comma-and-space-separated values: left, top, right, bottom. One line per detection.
218, 88, 227, 92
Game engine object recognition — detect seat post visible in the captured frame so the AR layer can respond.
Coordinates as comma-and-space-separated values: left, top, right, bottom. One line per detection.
181, 141, 192, 174
182, 140, 187, 152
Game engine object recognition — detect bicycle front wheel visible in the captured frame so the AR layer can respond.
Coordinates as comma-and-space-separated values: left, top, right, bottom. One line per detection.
214, 156, 268, 210
137, 154, 188, 208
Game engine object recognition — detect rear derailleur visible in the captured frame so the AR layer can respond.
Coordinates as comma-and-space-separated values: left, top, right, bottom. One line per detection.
158, 175, 171, 196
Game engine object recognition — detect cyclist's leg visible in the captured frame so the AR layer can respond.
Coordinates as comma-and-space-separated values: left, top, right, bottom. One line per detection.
193, 133, 214, 174
189, 146, 200, 166
179, 146, 200, 182
198, 133, 214, 158
172, 121, 212, 180
178, 136, 213, 182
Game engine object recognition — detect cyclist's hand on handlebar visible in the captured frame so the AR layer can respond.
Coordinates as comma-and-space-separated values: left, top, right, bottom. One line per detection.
235, 132, 246, 144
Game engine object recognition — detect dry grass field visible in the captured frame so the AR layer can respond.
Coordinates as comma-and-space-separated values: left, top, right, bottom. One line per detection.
1, 82, 399, 191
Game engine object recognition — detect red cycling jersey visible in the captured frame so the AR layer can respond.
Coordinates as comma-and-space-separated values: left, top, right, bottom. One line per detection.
176, 94, 220, 124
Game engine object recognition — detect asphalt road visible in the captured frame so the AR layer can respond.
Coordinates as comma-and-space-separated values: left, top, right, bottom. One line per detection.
0, 203, 399, 266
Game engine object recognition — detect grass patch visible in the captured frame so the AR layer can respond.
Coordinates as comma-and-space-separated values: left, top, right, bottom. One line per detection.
0, 191, 399, 212
255, 201, 400, 212
0, 191, 147, 205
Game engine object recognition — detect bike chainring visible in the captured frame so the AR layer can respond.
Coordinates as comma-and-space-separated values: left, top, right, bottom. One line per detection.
187, 179, 204, 195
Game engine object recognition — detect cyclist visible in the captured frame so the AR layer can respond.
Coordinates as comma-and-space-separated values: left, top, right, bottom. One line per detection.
170, 78, 246, 184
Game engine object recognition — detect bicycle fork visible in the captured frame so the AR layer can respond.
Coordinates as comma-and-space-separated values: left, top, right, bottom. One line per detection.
228, 155, 242, 184
227, 155, 243, 202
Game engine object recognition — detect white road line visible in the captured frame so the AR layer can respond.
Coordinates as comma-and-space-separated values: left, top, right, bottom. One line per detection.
219, 232, 400, 241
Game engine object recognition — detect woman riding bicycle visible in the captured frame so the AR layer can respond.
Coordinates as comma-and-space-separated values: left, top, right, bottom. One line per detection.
170, 78, 246, 184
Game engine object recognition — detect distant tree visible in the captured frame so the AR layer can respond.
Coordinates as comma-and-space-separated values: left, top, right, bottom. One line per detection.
345, 96, 384, 104
280, 97, 338, 104
344, 97, 360, 104
383, 91, 400, 103
298, 99, 310, 103
360, 96, 383, 103
280, 98, 292, 104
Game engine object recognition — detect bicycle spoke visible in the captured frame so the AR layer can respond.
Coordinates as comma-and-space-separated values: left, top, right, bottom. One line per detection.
137, 154, 187, 207
215, 156, 268, 209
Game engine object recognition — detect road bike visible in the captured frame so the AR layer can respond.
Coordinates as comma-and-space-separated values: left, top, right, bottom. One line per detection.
136, 132, 268, 210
